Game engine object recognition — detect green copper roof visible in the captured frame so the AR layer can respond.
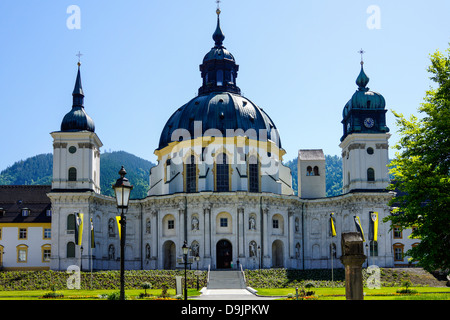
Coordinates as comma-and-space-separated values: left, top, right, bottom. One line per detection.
343, 63, 386, 115
356, 63, 370, 89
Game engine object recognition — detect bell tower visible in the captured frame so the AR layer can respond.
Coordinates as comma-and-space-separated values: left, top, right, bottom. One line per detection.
339, 55, 390, 194
50, 61, 102, 193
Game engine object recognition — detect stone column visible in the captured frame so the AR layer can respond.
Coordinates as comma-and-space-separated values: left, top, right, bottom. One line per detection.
340, 232, 367, 300
203, 205, 211, 258
178, 207, 185, 256
151, 209, 158, 259
238, 207, 245, 258
288, 209, 294, 259
262, 206, 269, 267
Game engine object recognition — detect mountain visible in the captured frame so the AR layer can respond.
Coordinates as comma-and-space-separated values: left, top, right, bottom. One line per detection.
99, 151, 155, 199
0, 151, 155, 199
0, 152, 345, 198
0, 153, 53, 186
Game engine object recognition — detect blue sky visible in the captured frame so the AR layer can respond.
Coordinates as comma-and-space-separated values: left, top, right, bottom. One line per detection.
0, 0, 449, 171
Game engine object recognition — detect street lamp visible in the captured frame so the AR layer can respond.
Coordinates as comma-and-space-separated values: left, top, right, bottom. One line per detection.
182, 241, 189, 301
112, 166, 133, 301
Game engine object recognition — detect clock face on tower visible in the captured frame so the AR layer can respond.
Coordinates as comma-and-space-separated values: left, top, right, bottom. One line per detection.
364, 117, 374, 128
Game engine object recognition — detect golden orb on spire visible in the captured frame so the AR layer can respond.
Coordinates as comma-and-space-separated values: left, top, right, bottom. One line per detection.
216, 0, 221, 15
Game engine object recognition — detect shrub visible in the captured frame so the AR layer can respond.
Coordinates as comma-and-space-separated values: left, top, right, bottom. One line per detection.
141, 282, 152, 296
160, 283, 169, 297
42, 291, 64, 299
107, 291, 125, 300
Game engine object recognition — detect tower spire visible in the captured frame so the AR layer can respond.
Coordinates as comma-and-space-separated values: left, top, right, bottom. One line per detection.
356, 49, 369, 90
72, 60, 84, 107
213, 1, 225, 47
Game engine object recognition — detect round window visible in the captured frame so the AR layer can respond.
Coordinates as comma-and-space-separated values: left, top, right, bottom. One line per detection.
69, 146, 77, 154
367, 147, 374, 155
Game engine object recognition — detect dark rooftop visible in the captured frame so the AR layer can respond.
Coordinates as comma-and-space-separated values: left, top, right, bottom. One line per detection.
0, 185, 52, 223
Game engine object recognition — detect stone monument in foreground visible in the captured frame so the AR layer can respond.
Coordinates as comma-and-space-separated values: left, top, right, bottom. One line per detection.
340, 232, 367, 300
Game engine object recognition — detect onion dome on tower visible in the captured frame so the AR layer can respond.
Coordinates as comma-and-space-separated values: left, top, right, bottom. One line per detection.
341, 57, 389, 142
60, 62, 95, 132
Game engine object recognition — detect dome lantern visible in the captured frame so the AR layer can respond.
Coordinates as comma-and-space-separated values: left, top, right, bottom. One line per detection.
198, 8, 241, 96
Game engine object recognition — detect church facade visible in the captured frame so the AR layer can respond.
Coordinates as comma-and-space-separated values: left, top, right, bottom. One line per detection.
48, 9, 395, 271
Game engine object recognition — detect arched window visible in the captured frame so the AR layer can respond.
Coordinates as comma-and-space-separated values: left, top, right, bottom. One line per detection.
67, 214, 75, 232
216, 70, 223, 86
306, 166, 312, 176
68, 167, 77, 181
66, 242, 75, 258
367, 168, 375, 181
248, 155, 259, 192
313, 166, 319, 176
185, 155, 197, 193
216, 153, 229, 192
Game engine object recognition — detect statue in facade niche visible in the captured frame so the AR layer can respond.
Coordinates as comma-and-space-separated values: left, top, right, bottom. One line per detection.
146, 219, 151, 234
108, 219, 115, 235
249, 216, 256, 230
191, 242, 199, 257
249, 241, 257, 257
191, 216, 199, 230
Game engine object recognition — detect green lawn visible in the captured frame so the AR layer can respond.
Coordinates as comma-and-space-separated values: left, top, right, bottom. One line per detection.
1, 286, 448, 300
0, 288, 202, 300
254, 286, 450, 300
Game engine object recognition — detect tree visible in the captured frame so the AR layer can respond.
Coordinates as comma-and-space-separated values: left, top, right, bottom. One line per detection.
385, 45, 450, 273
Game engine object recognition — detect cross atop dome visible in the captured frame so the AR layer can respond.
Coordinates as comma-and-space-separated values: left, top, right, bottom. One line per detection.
358, 48, 365, 65
216, 0, 221, 14
76, 51, 83, 66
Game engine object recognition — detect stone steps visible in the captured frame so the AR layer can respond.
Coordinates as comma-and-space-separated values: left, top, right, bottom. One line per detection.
207, 271, 246, 289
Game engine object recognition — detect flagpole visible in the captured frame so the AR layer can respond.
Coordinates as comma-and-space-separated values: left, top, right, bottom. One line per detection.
89, 217, 92, 290
331, 243, 334, 284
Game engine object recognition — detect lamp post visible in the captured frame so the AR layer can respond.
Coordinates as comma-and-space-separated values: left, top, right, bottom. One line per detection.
112, 166, 133, 301
182, 241, 189, 300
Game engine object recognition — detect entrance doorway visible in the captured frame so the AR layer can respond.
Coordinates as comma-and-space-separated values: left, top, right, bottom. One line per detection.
216, 240, 232, 269
272, 240, 284, 267
163, 241, 176, 270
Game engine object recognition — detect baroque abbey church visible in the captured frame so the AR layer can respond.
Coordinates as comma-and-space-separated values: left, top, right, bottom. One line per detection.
48, 8, 395, 271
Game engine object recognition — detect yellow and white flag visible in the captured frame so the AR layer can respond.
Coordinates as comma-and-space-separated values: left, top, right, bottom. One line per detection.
116, 216, 122, 240
74, 213, 84, 246
370, 211, 378, 242
330, 213, 336, 237
354, 216, 365, 242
